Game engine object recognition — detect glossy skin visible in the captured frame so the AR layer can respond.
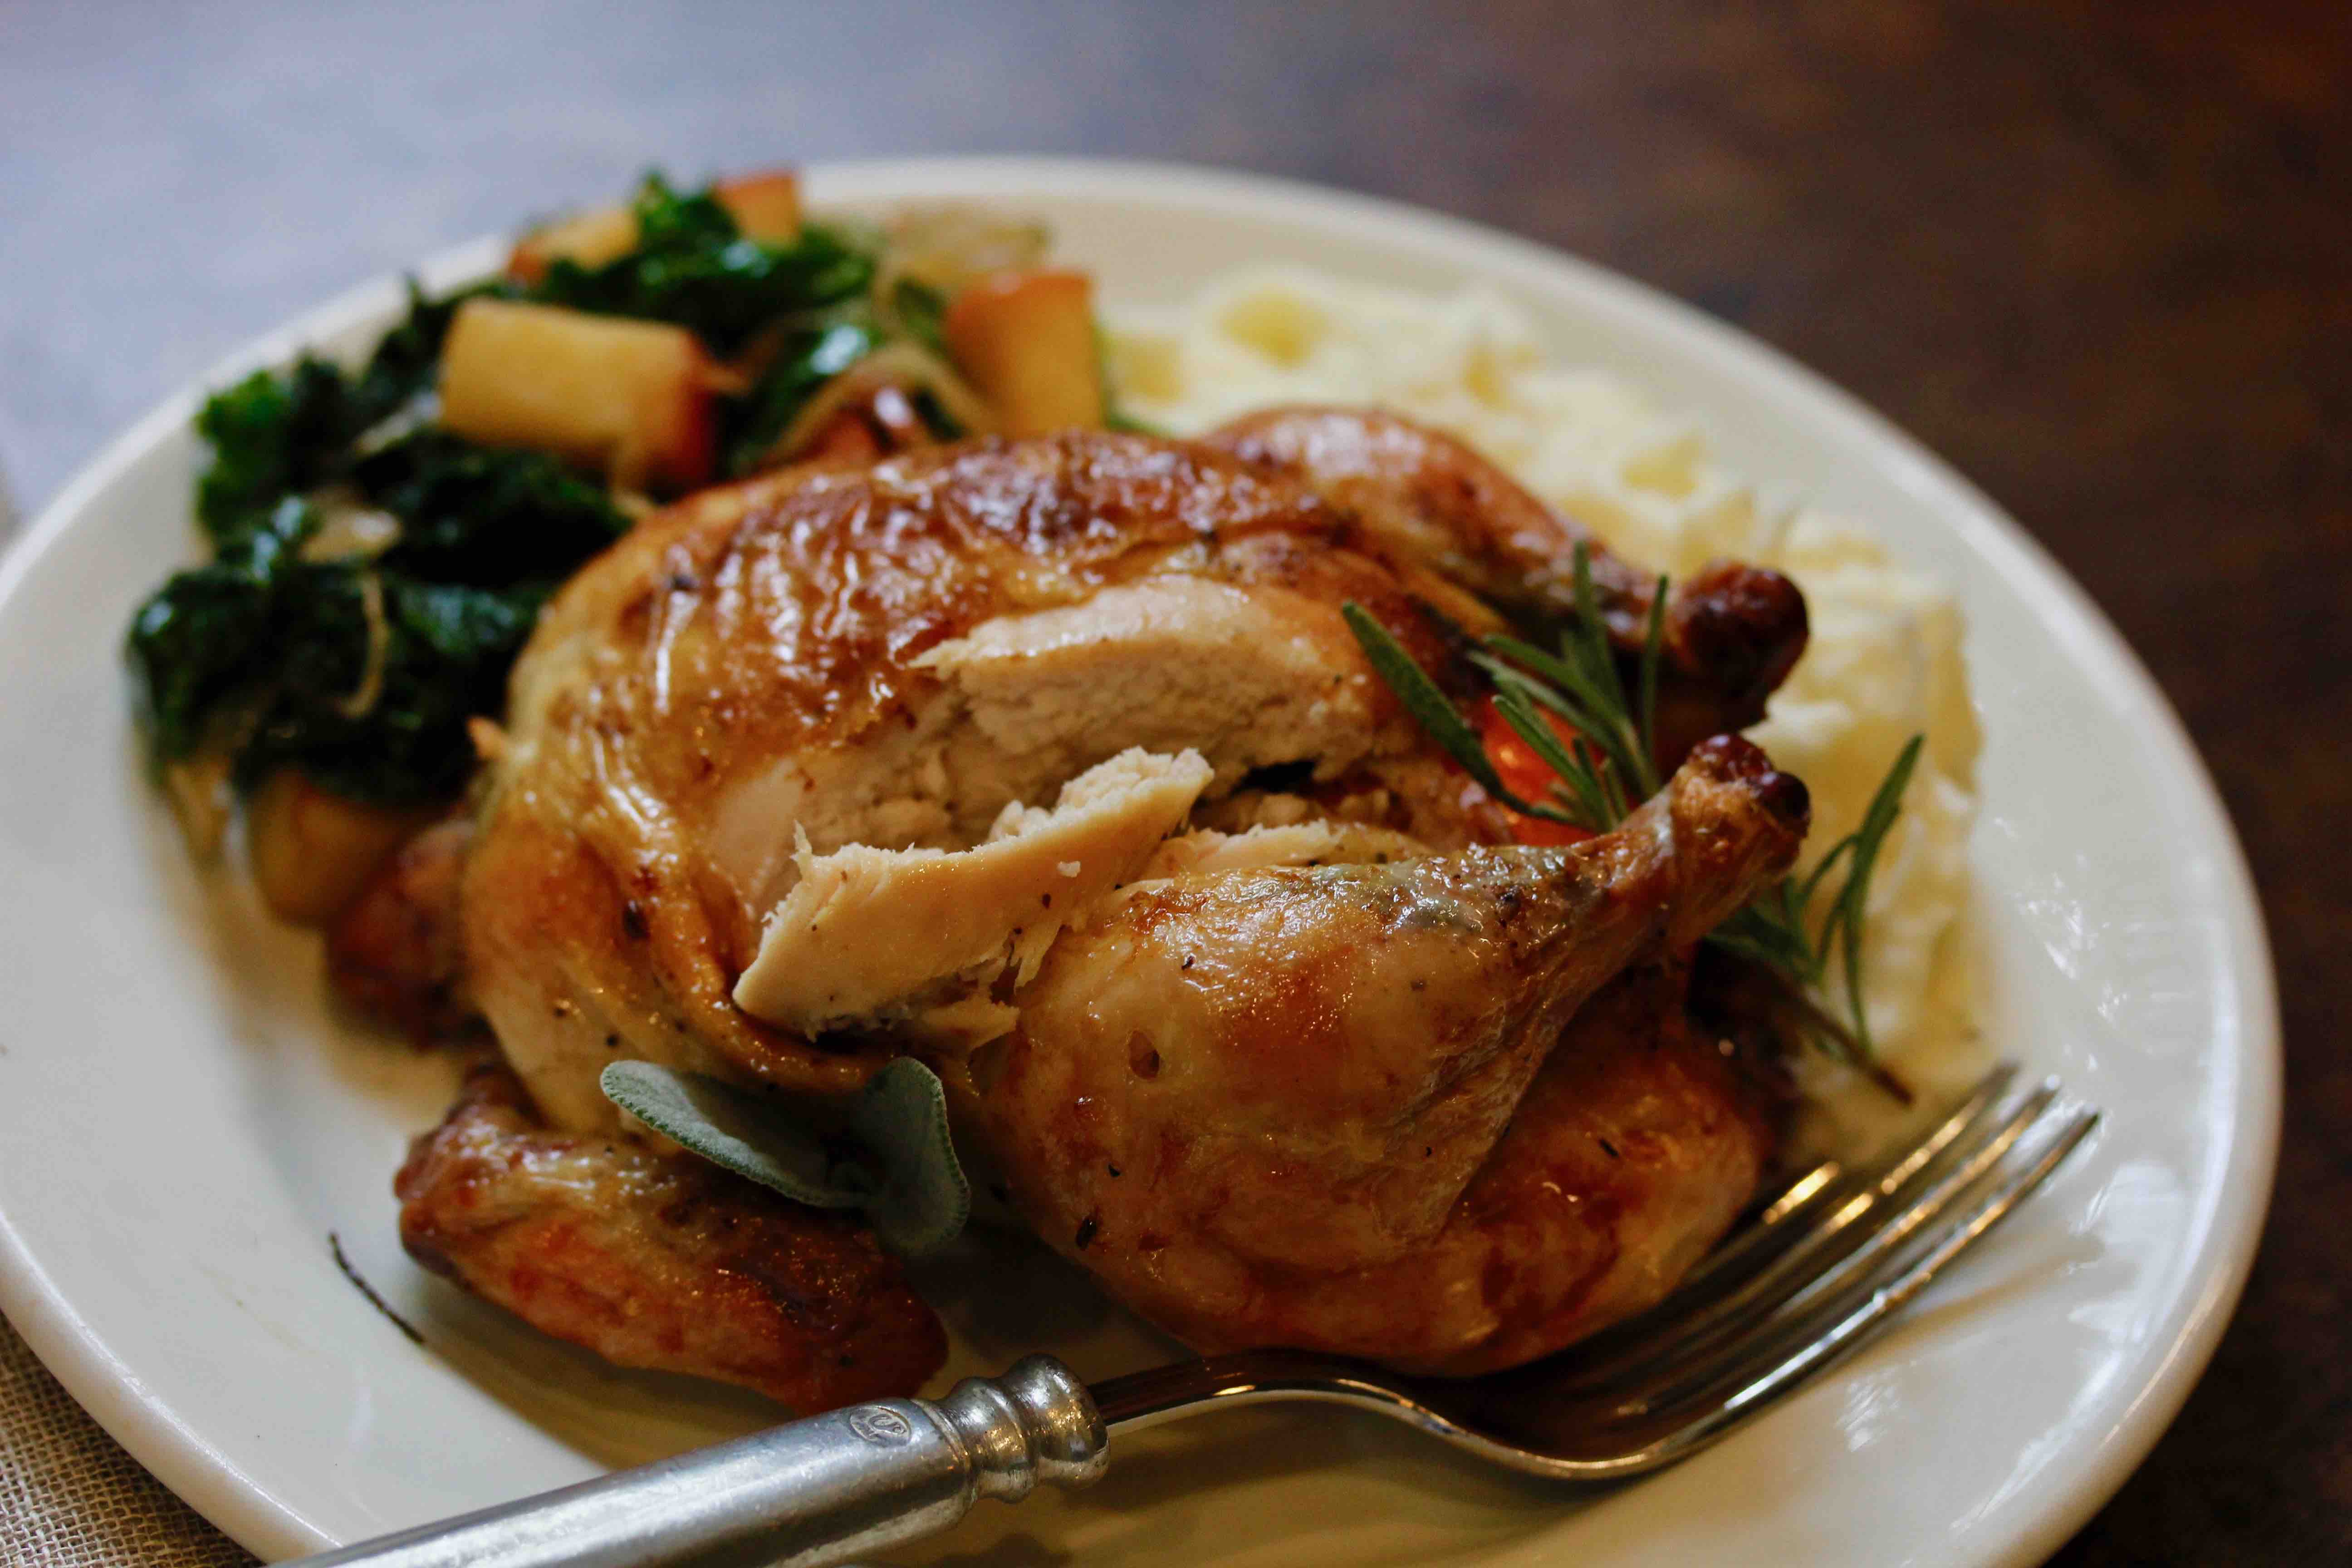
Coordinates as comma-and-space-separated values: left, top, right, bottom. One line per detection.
395, 1067, 946, 1410
973, 737, 1806, 1367
1263, 963, 1775, 1375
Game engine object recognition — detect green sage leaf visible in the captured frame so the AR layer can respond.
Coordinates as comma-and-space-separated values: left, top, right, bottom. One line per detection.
598, 1057, 970, 1256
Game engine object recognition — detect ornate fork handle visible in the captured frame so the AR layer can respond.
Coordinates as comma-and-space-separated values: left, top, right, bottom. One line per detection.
298, 1355, 1106, 1568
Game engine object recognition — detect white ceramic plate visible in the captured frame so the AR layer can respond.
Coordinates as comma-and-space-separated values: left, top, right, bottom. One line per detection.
0, 159, 2278, 1567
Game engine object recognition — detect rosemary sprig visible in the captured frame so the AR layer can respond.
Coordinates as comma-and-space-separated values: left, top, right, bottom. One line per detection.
1343, 544, 1925, 1074
1471, 542, 1670, 830
1709, 734, 1923, 1064
1338, 602, 1575, 825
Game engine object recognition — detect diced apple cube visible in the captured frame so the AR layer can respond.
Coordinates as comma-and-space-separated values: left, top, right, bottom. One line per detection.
506, 205, 642, 284
248, 772, 436, 927
438, 298, 717, 490
943, 270, 1107, 437
714, 169, 803, 242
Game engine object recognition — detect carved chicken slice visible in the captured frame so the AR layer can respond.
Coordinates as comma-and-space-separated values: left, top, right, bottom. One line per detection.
734, 747, 1214, 1038
395, 1067, 946, 1409
971, 736, 1807, 1367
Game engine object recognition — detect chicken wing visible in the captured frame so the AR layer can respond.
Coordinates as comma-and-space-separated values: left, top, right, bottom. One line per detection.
395, 1067, 946, 1410
970, 735, 1806, 1366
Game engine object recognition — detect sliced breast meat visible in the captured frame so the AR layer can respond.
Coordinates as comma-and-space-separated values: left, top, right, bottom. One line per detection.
732, 746, 1214, 1039
395, 1067, 946, 1410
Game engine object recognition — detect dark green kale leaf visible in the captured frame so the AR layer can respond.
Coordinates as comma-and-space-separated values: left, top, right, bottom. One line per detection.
127, 497, 320, 758
235, 570, 547, 806
192, 283, 473, 550
358, 431, 627, 586
351, 278, 480, 426
723, 317, 877, 475
525, 174, 878, 355
193, 361, 355, 545
630, 176, 739, 251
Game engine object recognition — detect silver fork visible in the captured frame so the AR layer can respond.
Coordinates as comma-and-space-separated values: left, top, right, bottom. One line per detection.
298, 1066, 2094, 1568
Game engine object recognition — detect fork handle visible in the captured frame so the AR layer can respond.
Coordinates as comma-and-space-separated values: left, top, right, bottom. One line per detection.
290, 1355, 1107, 1568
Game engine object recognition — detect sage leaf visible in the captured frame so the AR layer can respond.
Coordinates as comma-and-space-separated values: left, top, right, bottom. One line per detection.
598, 1059, 854, 1209
598, 1056, 971, 1256
848, 1058, 973, 1258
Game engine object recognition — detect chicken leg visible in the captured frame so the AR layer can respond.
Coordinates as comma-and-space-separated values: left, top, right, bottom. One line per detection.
971, 735, 1807, 1365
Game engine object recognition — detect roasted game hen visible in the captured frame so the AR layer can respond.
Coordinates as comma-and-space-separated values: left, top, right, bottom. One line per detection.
354, 408, 1813, 1400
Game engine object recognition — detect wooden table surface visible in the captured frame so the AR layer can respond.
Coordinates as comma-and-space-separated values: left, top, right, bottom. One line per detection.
1, 2, 2342, 1562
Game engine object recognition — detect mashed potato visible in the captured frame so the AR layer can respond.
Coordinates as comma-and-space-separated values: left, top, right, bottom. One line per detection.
1109, 269, 1984, 1122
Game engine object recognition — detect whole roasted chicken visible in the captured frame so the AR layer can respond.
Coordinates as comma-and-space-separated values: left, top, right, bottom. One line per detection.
351, 407, 1812, 1403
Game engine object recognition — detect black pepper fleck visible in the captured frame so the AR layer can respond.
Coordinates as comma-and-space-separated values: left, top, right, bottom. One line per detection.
1599, 1138, 1621, 1159
1074, 1214, 1099, 1249
620, 899, 650, 940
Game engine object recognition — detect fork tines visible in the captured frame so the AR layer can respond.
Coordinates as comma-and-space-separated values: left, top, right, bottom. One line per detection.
1489, 1063, 2099, 1471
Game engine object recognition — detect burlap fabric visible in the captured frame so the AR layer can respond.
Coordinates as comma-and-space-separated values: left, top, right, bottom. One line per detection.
0, 1314, 258, 1566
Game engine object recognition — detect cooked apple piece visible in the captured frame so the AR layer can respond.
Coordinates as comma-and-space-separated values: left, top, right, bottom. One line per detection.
438, 298, 717, 490
943, 269, 1106, 436
506, 206, 642, 284
713, 169, 802, 242
248, 771, 436, 927
507, 170, 803, 282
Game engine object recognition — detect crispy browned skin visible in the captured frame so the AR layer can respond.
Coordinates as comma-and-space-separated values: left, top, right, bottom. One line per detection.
1326, 965, 1776, 1374
973, 736, 1805, 1367
395, 1068, 946, 1411
328, 818, 473, 1042
1204, 407, 1809, 766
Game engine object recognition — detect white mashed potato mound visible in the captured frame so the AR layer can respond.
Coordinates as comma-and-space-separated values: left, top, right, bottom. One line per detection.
1108, 268, 1984, 1107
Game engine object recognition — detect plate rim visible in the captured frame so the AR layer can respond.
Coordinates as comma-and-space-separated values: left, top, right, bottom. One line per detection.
0, 154, 2282, 1566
